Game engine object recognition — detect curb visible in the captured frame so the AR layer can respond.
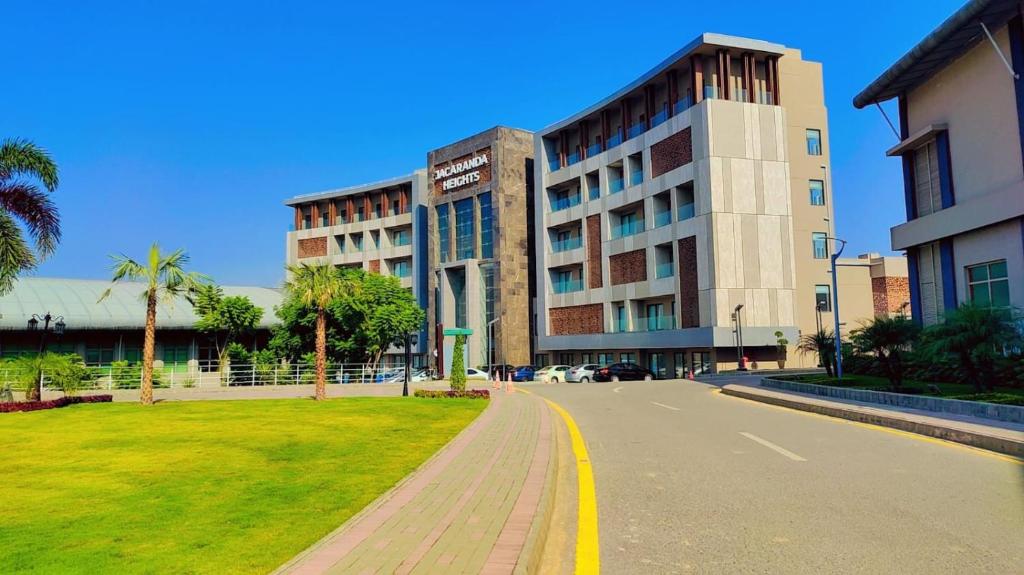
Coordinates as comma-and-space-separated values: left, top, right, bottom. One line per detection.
721, 384, 1024, 459
515, 398, 563, 574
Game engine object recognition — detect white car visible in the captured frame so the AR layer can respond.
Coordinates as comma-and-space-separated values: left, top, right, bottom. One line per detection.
566, 364, 600, 383
465, 368, 490, 381
536, 365, 572, 384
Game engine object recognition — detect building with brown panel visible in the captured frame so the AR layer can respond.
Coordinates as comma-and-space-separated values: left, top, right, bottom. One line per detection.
533, 33, 850, 376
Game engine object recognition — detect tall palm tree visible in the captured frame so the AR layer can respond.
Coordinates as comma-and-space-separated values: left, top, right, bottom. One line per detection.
100, 244, 208, 405
0, 139, 61, 293
283, 263, 354, 400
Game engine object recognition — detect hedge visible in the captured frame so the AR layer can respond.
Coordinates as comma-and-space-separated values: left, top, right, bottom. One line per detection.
413, 389, 490, 399
0, 395, 113, 413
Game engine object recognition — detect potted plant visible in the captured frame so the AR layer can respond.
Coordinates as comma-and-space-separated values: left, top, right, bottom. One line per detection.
774, 331, 789, 369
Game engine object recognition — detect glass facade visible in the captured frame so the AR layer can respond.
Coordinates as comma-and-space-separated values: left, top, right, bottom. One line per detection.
451, 268, 467, 327
436, 204, 450, 263
479, 192, 493, 259
482, 265, 497, 323
455, 197, 475, 260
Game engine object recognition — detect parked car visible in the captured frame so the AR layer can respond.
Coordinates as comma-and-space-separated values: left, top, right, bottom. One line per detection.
483, 364, 515, 379
592, 363, 655, 382
465, 368, 490, 381
510, 365, 537, 382
411, 369, 431, 382
566, 364, 600, 383
536, 365, 572, 383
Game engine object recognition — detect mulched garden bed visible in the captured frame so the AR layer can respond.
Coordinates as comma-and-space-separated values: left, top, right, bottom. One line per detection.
0, 395, 113, 413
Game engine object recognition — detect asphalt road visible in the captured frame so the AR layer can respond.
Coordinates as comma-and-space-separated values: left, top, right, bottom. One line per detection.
526, 378, 1024, 574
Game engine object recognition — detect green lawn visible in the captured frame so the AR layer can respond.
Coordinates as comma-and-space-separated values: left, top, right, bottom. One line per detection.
0, 398, 486, 574
779, 374, 1024, 404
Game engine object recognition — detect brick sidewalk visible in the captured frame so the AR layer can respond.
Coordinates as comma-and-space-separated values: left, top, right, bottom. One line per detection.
275, 390, 555, 574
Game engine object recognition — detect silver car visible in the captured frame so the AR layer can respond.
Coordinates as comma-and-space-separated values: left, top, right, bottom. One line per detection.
566, 364, 600, 383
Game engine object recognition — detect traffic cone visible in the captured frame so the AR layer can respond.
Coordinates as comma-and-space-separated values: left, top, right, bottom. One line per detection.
506, 372, 514, 394
688, 369, 695, 381
493, 372, 500, 390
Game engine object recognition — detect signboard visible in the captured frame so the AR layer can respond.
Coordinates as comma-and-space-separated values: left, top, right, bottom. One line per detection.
442, 328, 473, 336
432, 147, 491, 194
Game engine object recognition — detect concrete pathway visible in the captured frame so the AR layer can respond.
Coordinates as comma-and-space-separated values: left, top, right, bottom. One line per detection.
276, 389, 557, 575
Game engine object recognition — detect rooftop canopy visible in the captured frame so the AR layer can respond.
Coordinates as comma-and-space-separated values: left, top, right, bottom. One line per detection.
0, 277, 282, 331
854, 0, 1021, 108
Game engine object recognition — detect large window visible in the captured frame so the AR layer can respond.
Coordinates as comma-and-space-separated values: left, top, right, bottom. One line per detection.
620, 352, 636, 363
809, 180, 825, 206
597, 353, 614, 365
806, 129, 822, 156
436, 204, 450, 263
615, 303, 627, 332
913, 140, 941, 217
85, 345, 115, 365
393, 260, 411, 278
812, 232, 828, 259
162, 345, 189, 366
479, 192, 493, 259
559, 353, 574, 365
482, 265, 496, 323
967, 260, 1010, 308
815, 285, 831, 312
454, 197, 475, 260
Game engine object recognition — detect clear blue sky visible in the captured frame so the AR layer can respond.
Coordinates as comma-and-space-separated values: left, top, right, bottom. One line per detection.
8, 0, 965, 287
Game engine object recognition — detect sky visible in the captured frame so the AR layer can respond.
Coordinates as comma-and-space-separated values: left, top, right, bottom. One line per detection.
6, 0, 966, 287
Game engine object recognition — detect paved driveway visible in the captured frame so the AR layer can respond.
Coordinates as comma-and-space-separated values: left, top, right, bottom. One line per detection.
527, 379, 1024, 574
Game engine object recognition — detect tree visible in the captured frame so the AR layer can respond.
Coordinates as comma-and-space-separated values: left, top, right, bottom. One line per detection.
850, 315, 921, 391
797, 329, 836, 378
0, 139, 61, 294
194, 284, 264, 368
450, 335, 466, 392
774, 330, 789, 369
100, 244, 208, 405
282, 263, 357, 400
922, 303, 1022, 393
332, 272, 424, 370
9, 353, 73, 400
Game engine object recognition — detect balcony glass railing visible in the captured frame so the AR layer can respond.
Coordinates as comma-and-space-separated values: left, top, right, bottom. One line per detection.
611, 219, 644, 239
656, 261, 675, 279
733, 88, 748, 103
704, 85, 718, 100
607, 132, 623, 148
627, 122, 646, 140
638, 316, 677, 332
393, 235, 411, 247
553, 279, 584, 294
551, 195, 581, 212
589, 183, 600, 200
587, 143, 602, 157
674, 96, 693, 114
567, 151, 580, 166
630, 169, 643, 187
757, 91, 774, 105
650, 109, 669, 128
608, 177, 624, 194
678, 203, 695, 221
552, 236, 582, 253
549, 158, 561, 172
615, 319, 628, 333
654, 210, 672, 228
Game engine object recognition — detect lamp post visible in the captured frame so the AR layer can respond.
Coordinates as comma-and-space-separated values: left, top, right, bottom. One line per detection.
403, 332, 418, 397
26, 312, 66, 400
486, 318, 500, 379
733, 304, 746, 371
815, 301, 826, 367
827, 237, 847, 379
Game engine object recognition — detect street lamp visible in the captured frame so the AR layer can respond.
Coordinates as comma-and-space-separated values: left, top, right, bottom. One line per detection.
486, 317, 500, 380
826, 237, 847, 379
403, 332, 418, 397
26, 312, 66, 400
733, 304, 746, 371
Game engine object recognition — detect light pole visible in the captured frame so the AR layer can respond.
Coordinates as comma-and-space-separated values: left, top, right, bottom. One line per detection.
486, 317, 500, 379
403, 332, 418, 397
26, 312, 66, 401
827, 237, 847, 379
733, 304, 746, 371
815, 301, 825, 367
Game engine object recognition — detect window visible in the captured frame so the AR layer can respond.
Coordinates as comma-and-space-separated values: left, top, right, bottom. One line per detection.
393, 229, 410, 246
162, 345, 189, 366
535, 354, 549, 367
806, 129, 822, 156
812, 232, 828, 259
648, 353, 666, 378
809, 180, 825, 206
615, 303, 627, 332
392, 198, 400, 214
356, 204, 365, 222
123, 346, 142, 363
436, 204, 450, 263
352, 233, 364, 251
581, 353, 593, 364
454, 197, 475, 260
645, 303, 667, 331
597, 353, 614, 365
620, 352, 636, 363
913, 140, 941, 217
967, 260, 1010, 308
482, 265, 497, 323
559, 353, 574, 365
85, 345, 115, 365
815, 285, 831, 312
393, 260, 411, 278
479, 192, 493, 259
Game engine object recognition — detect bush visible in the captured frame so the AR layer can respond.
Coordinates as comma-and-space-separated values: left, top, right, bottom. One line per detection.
450, 335, 466, 393
0, 394, 113, 413
413, 389, 489, 399
47, 355, 96, 396
109, 361, 166, 389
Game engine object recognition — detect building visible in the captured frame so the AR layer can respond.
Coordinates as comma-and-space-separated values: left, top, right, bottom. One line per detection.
285, 172, 430, 365
426, 127, 535, 375
830, 254, 912, 339
533, 33, 840, 375
854, 0, 1024, 325
0, 277, 281, 366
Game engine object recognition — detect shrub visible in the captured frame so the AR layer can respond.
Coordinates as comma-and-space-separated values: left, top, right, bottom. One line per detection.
46, 355, 96, 396
109, 361, 166, 389
450, 335, 466, 392
0, 394, 113, 413
413, 389, 489, 399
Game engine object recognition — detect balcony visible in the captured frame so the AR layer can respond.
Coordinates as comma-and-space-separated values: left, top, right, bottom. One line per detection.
637, 316, 677, 332
589, 183, 601, 200
607, 132, 623, 148
655, 261, 675, 279
553, 279, 584, 294
608, 177, 624, 195
703, 85, 718, 100
627, 122, 646, 140
650, 108, 668, 128
552, 236, 583, 253
586, 142, 602, 157
611, 219, 644, 239
629, 169, 643, 187
673, 96, 692, 115
654, 210, 672, 228
757, 91, 774, 105
567, 151, 580, 166
549, 158, 561, 172
393, 235, 411, 247
678, 203, 695, 221
551, 195, 581, 212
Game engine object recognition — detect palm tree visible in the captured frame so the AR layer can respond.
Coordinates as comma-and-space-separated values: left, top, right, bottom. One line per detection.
923, 303, 1022, 393
100, 244, 208, 405
0, 139, 61, 293
283, 264, 355, 400
850, 316, 921, 391
797, 329, 836, 378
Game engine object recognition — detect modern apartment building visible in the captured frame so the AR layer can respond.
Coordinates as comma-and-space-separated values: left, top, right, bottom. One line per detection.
285, 172, 429, 365
426, 127, 535, 375
533, 33, 838, 376
854, 0, 1024, 325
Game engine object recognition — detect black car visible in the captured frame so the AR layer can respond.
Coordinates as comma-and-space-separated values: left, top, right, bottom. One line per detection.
592, 362, 655, 382
482, 364, 516, 379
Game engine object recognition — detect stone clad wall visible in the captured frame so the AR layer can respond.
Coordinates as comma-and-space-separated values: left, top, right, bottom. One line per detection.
297, 237, 327, 258
678, 236, 699, 328
609, 249, 647, 285
549, 304, 604, 335
650, 127, 692, 178
586, 215, 602, 289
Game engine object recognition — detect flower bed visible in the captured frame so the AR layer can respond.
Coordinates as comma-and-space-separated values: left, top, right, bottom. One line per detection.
413, 389, 490, 399
0, 395, 113, 413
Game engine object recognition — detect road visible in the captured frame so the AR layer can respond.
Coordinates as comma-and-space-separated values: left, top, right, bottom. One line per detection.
527, 377, 1024, 574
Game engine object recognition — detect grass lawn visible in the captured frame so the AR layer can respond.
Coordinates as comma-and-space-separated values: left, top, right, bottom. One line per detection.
0, 397, 486, 574
779, 373, 1024, 404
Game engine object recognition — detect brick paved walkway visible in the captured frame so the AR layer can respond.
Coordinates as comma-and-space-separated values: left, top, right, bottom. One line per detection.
276, 390, 555, 575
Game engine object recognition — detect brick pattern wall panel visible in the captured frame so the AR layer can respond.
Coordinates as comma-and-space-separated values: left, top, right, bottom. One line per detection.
872, 276, 910, 316
550, 304, 604, 335
369, 259, 380, 274
678, 236, 699, 328
609, 249, 647, 286
586, 215, 603, 289
297, 237, 327, 259
651, 127, 692, 178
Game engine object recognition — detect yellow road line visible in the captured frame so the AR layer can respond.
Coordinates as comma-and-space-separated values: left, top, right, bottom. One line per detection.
519, 388, 600, 573
713, 388, 1023, 466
